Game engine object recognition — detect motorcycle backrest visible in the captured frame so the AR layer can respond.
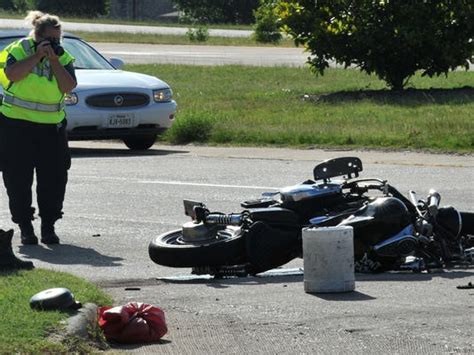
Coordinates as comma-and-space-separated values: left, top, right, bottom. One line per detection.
313, 157, 363, 182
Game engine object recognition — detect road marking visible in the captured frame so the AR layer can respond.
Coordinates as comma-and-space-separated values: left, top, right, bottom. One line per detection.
102, 50, 233, 58
139, 179, 279, 190
73, 175, 279, 190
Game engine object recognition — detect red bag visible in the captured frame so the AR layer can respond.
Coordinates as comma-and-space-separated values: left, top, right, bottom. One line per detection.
98, 302, 167, 343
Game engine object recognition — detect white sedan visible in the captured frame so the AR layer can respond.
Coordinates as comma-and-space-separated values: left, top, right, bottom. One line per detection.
0, 29, 177, 150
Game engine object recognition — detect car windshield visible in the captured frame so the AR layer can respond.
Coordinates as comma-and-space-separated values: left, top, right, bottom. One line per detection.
0, 36, 115, 70
62, 37, 114, 70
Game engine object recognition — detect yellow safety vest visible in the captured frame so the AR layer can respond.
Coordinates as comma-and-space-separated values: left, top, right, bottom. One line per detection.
0, 37, 74, 124
0, 50, 9, 89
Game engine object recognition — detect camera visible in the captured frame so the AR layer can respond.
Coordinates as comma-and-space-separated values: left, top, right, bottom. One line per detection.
49, 40, 64, 56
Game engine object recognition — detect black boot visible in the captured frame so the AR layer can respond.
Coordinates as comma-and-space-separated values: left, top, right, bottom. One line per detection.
0, 229, 34, 270
19, 222, 38, 245
41, 222, 60, 244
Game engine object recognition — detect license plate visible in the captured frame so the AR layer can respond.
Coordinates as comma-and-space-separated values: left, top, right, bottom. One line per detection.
106, 114, 134, 128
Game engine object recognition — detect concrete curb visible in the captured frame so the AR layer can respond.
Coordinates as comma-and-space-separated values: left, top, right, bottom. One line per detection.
66, 303, 98, 339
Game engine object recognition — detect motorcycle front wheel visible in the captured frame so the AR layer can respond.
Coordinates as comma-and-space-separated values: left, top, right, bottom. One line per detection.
149, 228, 247, 267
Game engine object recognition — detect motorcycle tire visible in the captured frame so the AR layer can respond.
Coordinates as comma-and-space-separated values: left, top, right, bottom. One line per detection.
149, 229, 247, 267
461, 212, 474, 235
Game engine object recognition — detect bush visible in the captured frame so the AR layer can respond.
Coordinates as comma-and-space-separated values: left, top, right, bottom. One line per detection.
11, 0, 36, 13
186, 26, 209, 42
253, 0, 282, 44
167, 112, 214, 144
277, 0, 474, 90
172, 0, 259, 24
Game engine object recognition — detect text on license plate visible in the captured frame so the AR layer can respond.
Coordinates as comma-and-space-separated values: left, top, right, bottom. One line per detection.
107, 114, 134, 128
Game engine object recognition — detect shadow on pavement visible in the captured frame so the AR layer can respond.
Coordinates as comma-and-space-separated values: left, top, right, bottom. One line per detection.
70, 146, 188, 159
157, 268, 474, 288
309, 290, 376, 301
18, 243, 123, 267
356, 269, 474, 282
159, 274, 304, 288
109, 339, 172, 351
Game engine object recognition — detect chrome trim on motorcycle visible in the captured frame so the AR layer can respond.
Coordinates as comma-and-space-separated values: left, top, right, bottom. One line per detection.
456, 209, 463, 238
280, 183, 341, 202
181, 221, 221, 242
205, 213, 244, 226
373, 225, 417, 257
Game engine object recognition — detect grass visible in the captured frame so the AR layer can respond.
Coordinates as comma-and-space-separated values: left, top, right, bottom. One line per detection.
126, 64, 474, 153
0, 268, 113, 353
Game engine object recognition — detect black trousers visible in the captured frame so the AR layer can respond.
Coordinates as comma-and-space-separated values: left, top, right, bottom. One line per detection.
0, 114, 71, 225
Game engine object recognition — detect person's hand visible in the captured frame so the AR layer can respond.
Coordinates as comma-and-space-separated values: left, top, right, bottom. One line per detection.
35, 41, 59, 61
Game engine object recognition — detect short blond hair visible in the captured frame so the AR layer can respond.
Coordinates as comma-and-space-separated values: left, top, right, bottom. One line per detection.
25, 10, 62, 40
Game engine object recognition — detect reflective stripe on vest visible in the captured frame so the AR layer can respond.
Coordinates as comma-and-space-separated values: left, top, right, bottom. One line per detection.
20, 39, 52, 80
3, 93, 64, 112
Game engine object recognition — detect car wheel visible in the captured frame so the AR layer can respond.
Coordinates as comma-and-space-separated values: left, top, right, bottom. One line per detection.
123, 134, 157, 150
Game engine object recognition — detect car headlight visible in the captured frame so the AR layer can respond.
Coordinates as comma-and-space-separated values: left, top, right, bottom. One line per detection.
153, 88, 173, 103
64, 92, 78, 105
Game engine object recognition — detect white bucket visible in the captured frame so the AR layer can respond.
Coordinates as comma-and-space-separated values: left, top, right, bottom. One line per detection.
303, 226, 355, 293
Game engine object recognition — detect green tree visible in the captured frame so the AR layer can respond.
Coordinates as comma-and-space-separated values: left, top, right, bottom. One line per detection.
254, 0, 282, 43
277, 0, 474, 90
4, 0, 109, 16
36, 0, 108, 17
172, 0, 259, 24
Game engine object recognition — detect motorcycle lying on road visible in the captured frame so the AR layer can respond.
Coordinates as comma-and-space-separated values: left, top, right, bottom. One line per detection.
149, 157, 474, 276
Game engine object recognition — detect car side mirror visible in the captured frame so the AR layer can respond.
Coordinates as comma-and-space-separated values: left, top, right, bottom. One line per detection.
110, 57, 125, 69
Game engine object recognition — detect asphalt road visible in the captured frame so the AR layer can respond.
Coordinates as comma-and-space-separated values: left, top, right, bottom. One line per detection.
94, 42, 310, 67
1, 142, 472, 353
2, 142, 472, 282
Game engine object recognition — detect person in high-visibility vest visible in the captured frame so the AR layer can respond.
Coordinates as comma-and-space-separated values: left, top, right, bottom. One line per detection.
0, 11, 76, 245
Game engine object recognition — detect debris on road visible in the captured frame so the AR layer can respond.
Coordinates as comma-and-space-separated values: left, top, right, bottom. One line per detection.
456, 282, 474, 290
98, 302, 167, 344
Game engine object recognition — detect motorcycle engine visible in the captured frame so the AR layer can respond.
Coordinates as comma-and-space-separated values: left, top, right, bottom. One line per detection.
341, 197, 413, 260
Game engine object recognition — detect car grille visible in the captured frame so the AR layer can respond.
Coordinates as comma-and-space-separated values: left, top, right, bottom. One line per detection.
85, 93, 150, 108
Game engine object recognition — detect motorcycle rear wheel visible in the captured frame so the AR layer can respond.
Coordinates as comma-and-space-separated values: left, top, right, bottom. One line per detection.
149, 229, 246, 267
